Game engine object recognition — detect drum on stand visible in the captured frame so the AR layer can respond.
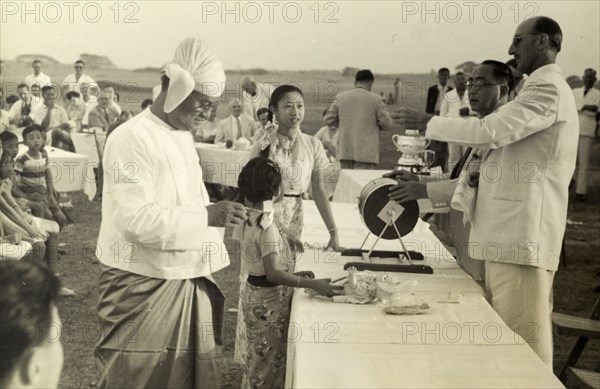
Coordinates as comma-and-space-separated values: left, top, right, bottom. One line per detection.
357, 178, 419, 239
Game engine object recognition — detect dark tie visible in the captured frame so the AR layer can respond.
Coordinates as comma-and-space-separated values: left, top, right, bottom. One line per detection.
41, 106, 52, 130
450, 147, 473, 179
104, 109, 110, 124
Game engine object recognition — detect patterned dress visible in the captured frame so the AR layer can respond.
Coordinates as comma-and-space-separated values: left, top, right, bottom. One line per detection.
234, 129, 330, 367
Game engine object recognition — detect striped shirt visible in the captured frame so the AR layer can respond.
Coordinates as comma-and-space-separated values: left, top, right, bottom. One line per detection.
15, 151, 48, 189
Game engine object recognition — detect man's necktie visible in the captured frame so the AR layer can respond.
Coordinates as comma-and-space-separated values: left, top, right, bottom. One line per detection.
40, 107, 52, 130
450, 147, 473, 179
236, 117, 242, 139
104, 109, 110, 125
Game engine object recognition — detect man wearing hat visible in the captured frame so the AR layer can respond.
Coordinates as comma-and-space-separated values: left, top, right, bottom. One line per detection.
94, 38, 247, 388
324, 69, 393, 169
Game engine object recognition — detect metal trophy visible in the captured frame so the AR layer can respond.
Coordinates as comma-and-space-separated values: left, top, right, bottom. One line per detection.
341, 178, 433, 274
392, 130, 436, 175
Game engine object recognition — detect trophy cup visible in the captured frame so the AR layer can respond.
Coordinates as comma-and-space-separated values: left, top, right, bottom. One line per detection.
392, 130, 436, 175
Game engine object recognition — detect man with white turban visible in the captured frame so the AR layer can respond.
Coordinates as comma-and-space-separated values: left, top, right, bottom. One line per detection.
94, 38, 247, 388
240, 75, 274, 121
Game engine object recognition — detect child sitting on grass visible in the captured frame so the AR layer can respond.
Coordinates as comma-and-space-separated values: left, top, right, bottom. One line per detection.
235, 157, 342, 388
14, 125, 67, 228
0, 147, 74, 295
0, 131, 45, 217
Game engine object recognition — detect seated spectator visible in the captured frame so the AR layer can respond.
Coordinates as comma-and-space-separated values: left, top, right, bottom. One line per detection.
62, 60, 96, 97
80, 83, 98, 129
88, 91, 119, 131
0, 261, 64, 388
30, 86, 73, 151
0, 88, 10, 133
215, 98, 258, 144
251, 107, 272, 141
14, 126, 68, 228
107, 110, 134, 138
103, 86, 122, 115
141, 98, 153, 110
0, 152, 74, 296
30, 84, 44, 112
24, 59, 52, 89
0, 131, 44, 217
65, 91, 87, 131
8, 83, 34, 127
5, 95, 20, 112
314, 109, 339, 162
195, 104, 220, 143
387, 92, 395, 105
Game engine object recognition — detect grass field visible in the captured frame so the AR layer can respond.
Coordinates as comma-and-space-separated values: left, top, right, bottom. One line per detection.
3, 63, 599, 388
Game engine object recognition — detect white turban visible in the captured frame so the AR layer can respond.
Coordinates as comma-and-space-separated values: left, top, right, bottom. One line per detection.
161, 38, 226, 113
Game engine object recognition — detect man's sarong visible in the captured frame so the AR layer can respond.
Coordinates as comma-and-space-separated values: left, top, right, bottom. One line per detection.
94, 265, 225, 389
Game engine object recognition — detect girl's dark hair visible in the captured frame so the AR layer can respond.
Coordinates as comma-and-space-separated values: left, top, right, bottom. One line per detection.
266, 84, 304, 123
237, 157, 282, 203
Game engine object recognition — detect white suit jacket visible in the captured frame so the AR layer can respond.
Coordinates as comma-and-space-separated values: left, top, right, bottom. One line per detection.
426, 64, 578, 271
215, 114, 258, 143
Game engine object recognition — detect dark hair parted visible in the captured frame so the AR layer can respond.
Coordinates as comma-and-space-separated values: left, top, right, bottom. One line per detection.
480, 60, 515, 93
237, 157, 282, 203
267, 84, 304, 123
0, 261, 60, 385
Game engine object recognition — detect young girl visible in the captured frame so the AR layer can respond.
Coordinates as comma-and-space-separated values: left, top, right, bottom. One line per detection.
236, 157, 341, 388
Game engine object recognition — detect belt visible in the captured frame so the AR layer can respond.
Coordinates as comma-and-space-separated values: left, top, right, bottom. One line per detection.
284, 193, 302, 198
247, 275, 279, 288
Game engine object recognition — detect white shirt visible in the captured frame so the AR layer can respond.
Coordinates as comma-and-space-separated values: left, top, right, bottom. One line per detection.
97, 109, 229, 279
242, 82, 274, 121
0, 109, 9, 132
24, 72, 51, 88
572, 87, 599, 137
62, 73, 97, 94
8, 98, 42, 124
440, 89, 472, 118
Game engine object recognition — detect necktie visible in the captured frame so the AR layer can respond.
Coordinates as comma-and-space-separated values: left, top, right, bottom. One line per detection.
450, 147, 473, 179
236, 117, 242, 139
104, 109, 110, 125
41, 106, 52, 130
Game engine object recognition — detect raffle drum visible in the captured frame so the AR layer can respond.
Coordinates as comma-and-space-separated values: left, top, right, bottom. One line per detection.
343, 178, 432, 273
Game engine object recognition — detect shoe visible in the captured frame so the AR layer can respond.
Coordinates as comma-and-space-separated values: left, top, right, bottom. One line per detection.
58, 286, 76, 296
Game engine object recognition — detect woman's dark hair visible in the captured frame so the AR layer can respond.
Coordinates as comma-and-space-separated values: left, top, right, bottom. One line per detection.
266, 84, 304, 123
237, 157, 282, 203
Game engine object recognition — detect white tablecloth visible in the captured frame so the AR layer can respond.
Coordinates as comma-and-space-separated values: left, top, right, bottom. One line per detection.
71, 132, 101, 164
333, 169, 448, 213
195, 143, 251, 187
286, 201, 563, 388
17, 145, 96, 200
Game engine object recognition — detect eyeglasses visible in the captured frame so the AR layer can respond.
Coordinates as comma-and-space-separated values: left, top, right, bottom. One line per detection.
466, 80, 499, 92
512, 34, 540, 47
74, 66, 83, 69
192, 101, 219, 115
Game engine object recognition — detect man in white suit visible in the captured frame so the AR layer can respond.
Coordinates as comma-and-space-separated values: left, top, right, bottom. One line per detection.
393, 16, 578, 368
215, 97, 259, 143
386, 60, 515, 284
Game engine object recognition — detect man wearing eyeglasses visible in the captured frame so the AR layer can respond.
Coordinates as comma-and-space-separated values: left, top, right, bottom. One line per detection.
393, 16, 578, 368
61, 60, 97, 99
94, 38, 247, 388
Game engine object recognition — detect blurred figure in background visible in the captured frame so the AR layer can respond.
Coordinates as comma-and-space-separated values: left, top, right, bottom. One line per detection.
240, 75, 274, 121
24, 59, 52, 89
195, 103, 220, 143
573, 68, 599, 201
0, 261, 64, 389
88, 91, 119, 131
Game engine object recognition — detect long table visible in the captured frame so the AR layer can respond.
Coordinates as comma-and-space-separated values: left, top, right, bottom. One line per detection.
17, 145, 96, 200
286, 201, 563, 388
195, 142, 251, 187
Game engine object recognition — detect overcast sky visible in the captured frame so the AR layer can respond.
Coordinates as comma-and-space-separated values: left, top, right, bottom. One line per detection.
1, 1, 598, 76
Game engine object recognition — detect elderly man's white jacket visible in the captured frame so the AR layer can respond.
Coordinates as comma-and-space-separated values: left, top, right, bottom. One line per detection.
96, 109, 229, 279
425, 64, 578, 271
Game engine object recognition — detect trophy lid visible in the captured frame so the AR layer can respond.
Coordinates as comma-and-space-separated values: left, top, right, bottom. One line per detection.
405, 129, 420, 136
